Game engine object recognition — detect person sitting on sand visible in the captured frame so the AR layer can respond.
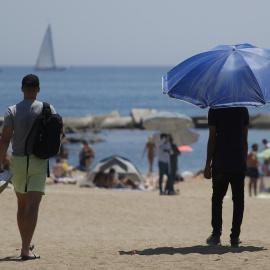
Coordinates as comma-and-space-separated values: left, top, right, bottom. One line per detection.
94, 168, 139, 189
49, 158, 77, 185
52, 158, 67, 183
94, 169, 124, 188
107, 169, 125, 188
247, 144, 260, 196
60, 156, 76, 178
118, 174, 140, 189
93, 172, 108, 188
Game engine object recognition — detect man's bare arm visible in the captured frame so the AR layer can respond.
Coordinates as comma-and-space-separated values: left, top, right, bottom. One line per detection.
0, 126, 13, 171
204, 125, 217, 179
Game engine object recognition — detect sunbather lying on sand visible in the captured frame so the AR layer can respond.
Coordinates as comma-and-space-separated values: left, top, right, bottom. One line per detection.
94, 168, 139, 189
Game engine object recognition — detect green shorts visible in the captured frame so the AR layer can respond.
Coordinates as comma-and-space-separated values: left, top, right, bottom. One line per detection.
10, 155, 48, 194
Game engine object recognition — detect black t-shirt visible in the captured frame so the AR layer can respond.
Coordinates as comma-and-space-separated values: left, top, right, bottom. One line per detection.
208, 107, 249, 173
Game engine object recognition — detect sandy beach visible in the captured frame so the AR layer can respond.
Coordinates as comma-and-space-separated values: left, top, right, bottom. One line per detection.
1, 174, 270, 270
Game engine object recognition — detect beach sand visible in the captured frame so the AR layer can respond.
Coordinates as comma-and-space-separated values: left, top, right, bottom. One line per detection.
1, 175, 270, 270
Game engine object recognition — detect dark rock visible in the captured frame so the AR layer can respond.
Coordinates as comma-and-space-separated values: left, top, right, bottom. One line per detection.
250, 113, 270, 129
130, 108, 158, 128
191, 115, 208, 128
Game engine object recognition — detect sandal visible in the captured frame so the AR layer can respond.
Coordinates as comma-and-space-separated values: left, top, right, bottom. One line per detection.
21, 252, 40, 260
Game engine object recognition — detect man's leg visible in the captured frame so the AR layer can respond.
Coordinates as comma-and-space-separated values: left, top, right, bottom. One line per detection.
254, 178, 258, 196
158, 161, 165, 193
211, 172, 230, 236
249, 178, 256, 196
249, 177, 253, 196
164, 164, 171, 193
230, 173, 245, 240
167, 167, 174, 194
15, 192, 28, 242
149, 156, 154, 173
20, 191, 43, 257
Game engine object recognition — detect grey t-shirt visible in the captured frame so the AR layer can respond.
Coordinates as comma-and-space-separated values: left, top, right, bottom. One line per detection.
4, 99, 56, 156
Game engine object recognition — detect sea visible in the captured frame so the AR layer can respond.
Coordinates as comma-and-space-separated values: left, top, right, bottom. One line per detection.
1, 66, 270, 175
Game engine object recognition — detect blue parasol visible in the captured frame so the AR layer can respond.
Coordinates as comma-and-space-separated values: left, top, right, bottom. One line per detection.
163, 43, 270, 109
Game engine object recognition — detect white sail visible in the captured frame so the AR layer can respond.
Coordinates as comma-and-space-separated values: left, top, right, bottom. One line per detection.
35, 25, 56, 69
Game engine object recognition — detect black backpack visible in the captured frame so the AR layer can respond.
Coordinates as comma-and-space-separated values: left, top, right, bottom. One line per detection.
25, 102, 63, 159
24, 102, 63, 191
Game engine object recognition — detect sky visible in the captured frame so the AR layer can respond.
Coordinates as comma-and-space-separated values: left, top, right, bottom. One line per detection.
1, 0, 270, 66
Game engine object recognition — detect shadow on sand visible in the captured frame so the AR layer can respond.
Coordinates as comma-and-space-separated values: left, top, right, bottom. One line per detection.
0, 256, 23, 262
119, 245, 267, 256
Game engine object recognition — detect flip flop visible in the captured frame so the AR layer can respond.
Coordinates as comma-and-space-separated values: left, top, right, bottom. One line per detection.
21, 253, 40, 260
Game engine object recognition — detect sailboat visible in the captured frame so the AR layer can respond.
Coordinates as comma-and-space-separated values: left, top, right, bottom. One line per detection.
35, 24, 67, 70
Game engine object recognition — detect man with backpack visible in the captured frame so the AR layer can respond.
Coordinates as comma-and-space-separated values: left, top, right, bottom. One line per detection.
0, 74, 63, 260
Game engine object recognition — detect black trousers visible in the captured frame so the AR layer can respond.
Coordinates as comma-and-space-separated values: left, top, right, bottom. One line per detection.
211, 171, 245, 238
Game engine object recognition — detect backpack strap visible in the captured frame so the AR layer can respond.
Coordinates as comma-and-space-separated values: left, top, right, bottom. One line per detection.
42, 102, 51, 178
42, 102, 52, 117
47, 160, 50, 177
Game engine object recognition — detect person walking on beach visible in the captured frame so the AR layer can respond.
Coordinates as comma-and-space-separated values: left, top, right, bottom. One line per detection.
204, 107, 249, 247
247, 144, 260, 196
0, 74, 58, 260
157, 133, 173, 195
164, 135, 180, 194
142, 136, 155, 173
168, 136, 180, 182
